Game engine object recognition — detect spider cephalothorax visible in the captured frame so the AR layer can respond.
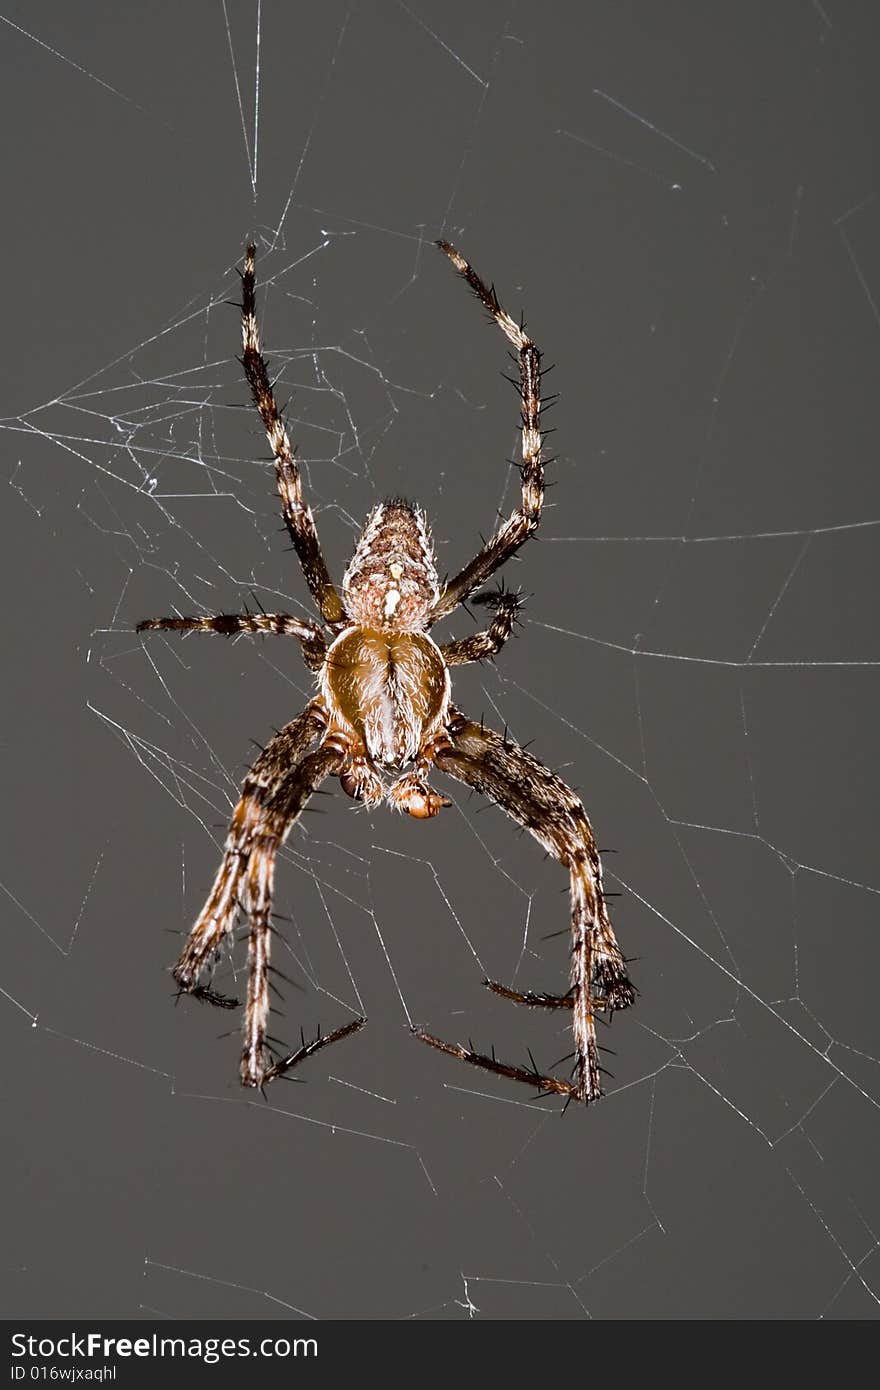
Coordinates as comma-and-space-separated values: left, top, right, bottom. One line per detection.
137, 240, 635, 1104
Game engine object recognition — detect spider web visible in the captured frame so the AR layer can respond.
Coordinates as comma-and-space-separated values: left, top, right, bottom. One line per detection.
2, 0, 879, 1320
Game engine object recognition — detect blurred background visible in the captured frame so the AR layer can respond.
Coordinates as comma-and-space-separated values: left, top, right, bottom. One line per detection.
2, 0, 879, 1318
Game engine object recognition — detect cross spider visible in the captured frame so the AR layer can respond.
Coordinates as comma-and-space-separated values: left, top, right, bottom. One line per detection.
137, 240, 635, 1104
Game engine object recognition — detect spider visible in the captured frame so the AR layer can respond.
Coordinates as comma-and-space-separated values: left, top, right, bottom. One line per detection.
137, 239, 635, 1104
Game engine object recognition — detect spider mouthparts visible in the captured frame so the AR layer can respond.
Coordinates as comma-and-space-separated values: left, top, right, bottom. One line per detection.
392, 785, 452, 818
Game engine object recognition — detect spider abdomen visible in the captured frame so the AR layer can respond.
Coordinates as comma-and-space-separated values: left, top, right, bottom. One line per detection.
323, 627, 450, 768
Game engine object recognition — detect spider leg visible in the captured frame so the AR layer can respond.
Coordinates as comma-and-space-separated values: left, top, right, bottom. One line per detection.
173, 701, 324, 1005
440, 586, 523, 667
239, 737, 357, 1088
484, 982, 574, 1008
137, 612, 327, 671
410, 1029, 574, 1098
428, 241, 548, 624
418, 711, 634, 1104
262, 1016, 366, 1084
241, 245, 345, 626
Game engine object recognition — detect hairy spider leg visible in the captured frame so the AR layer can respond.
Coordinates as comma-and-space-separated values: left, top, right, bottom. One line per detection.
171, 703, 364, 1087
416, 714, 635, 1103
137, 612, 327, 671
439, 587, 524, 667
172, 704, 325, 1000
241, 246, 345, 627
429, 241, 548, 624
238, 738, 359, 1087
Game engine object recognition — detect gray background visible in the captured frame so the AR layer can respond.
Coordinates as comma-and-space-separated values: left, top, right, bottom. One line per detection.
2, 0, 879, 1320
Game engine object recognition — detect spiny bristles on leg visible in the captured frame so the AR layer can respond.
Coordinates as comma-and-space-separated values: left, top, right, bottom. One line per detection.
262, 1016, 367, 1083
411, 1026, 580, 1100
436, 239, 468, 274
436, 239, 531, 351
472, 583, 525, 620
241, 244, 257, 345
